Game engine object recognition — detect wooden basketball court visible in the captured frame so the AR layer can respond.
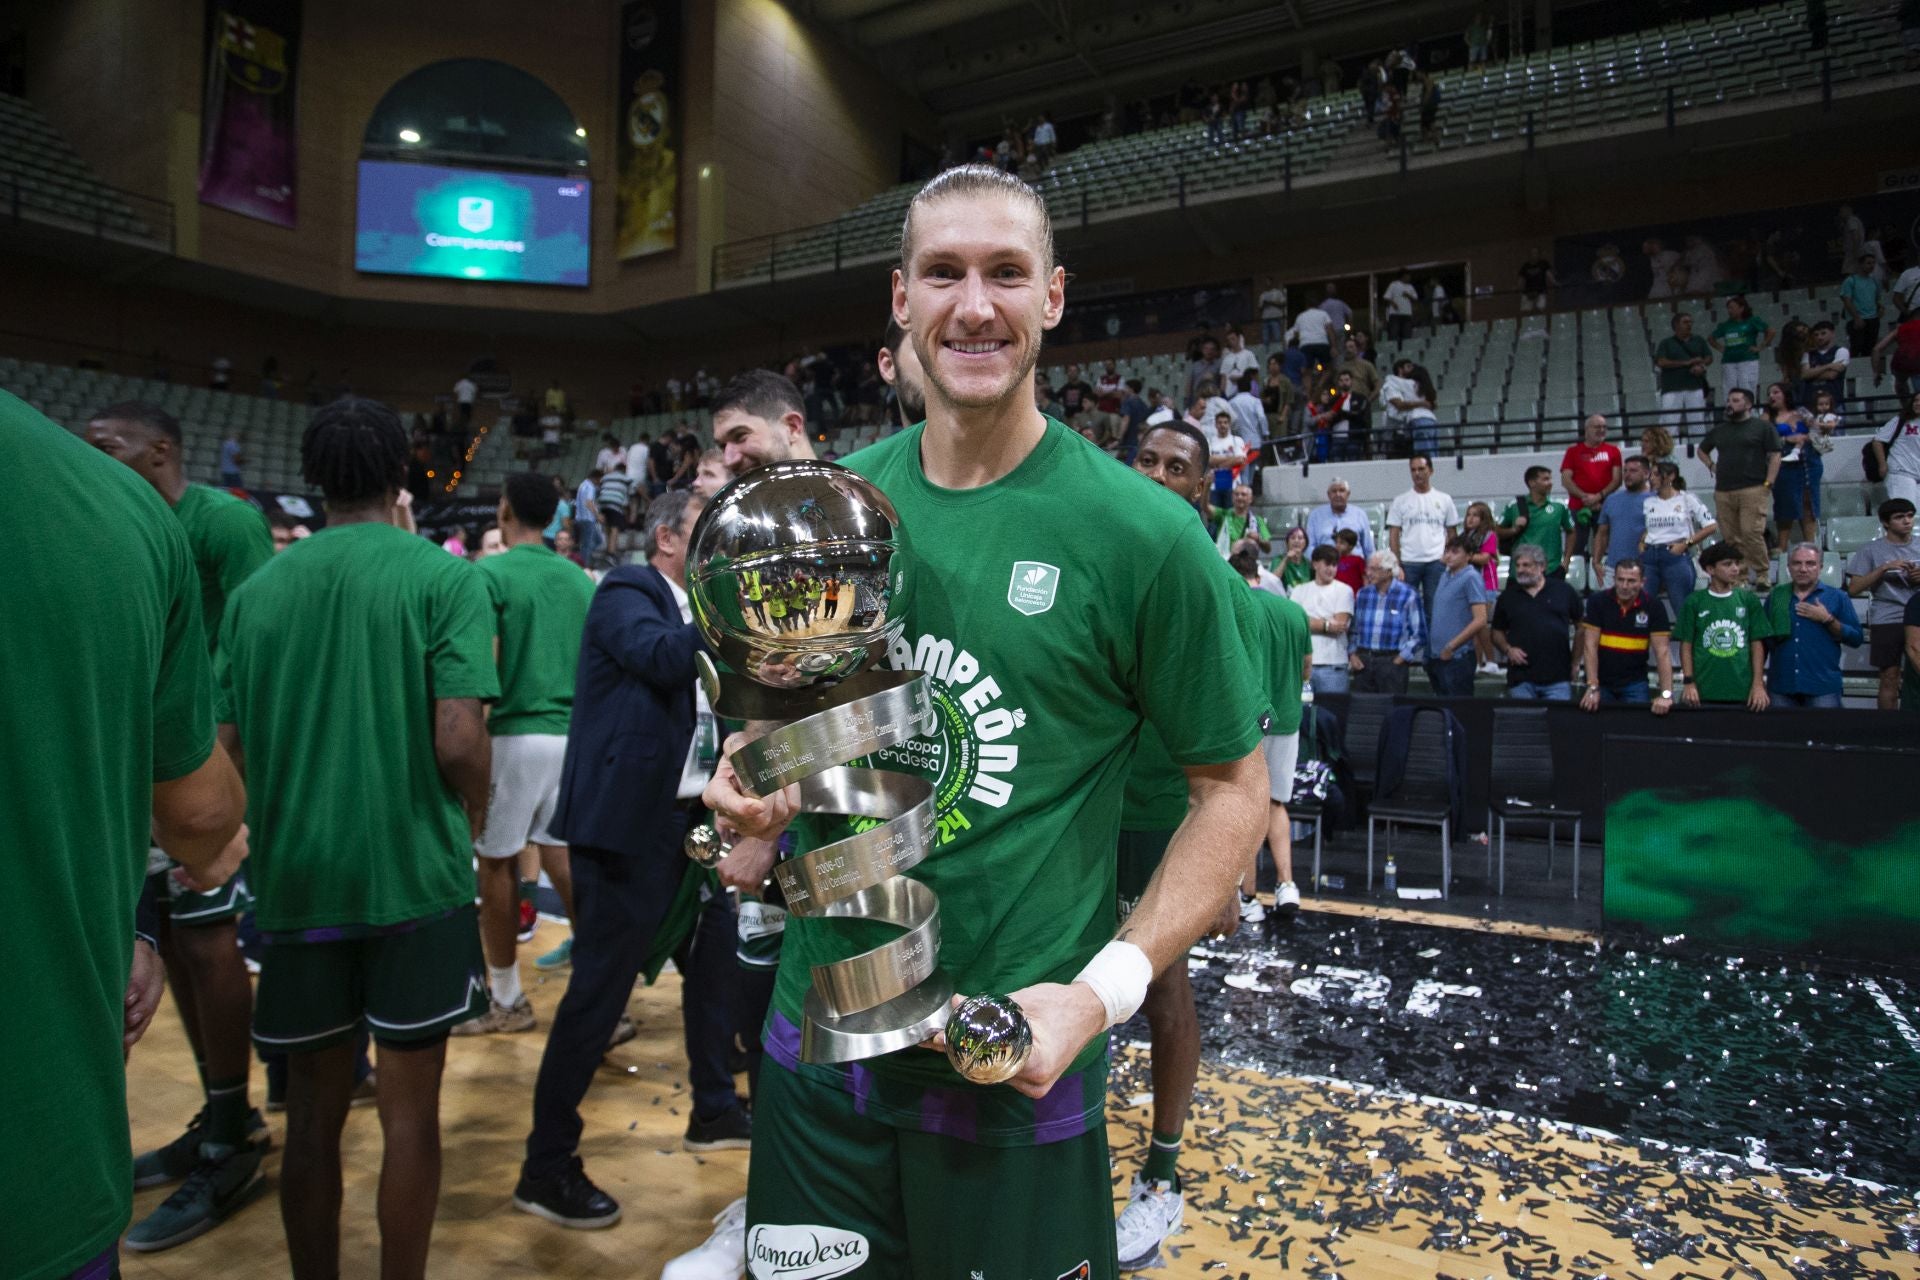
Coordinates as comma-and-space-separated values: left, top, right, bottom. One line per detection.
120, 911, 1916, 1278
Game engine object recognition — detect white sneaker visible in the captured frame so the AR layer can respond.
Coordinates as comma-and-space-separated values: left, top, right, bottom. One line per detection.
662, 1196, 747, 1280
1238, 894, 1266, 925
1115, 1176, 1183, 1270
1275, 882, 1301, 915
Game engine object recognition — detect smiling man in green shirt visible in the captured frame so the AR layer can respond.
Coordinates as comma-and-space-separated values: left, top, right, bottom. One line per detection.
703, 165, 1268, 1280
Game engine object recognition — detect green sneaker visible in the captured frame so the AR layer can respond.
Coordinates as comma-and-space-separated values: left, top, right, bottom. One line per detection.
123, 1141, 266, 1252
132, 1107, 269, 1189
534, 937, 573, 970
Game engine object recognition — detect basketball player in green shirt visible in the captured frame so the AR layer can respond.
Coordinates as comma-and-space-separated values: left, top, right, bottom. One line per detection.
217, 398, 498, 1279
4, 392, 248, 1280
86, 400, 276, 1250
454, 473, 597, 1033
1116, 419, 1310, 1268
704, 165, 1269, 1280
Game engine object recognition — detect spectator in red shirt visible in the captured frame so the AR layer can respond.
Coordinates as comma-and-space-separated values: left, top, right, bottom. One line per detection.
1332, 526, 1367, 593
1560, 412, 1623, 559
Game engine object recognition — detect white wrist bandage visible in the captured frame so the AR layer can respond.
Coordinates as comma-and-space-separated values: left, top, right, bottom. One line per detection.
1073, 940, 1153, 1028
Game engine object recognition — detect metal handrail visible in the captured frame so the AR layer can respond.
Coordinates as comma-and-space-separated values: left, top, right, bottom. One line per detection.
711, 6, 1896, 287
1254, 392, 1910, 465
0, 170, 174, 253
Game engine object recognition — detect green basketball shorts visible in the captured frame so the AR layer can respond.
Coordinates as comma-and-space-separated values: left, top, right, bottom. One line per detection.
252, 905, 486, 1052
1115, 828, 1174, 924
745, 1058, 1119, 1280
149, 862, 254, 926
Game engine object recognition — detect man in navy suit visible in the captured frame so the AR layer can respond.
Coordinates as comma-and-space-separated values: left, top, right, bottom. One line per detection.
513, 488, 747, 1229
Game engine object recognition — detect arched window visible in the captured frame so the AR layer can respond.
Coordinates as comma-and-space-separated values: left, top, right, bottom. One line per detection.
363, 59, 586, 169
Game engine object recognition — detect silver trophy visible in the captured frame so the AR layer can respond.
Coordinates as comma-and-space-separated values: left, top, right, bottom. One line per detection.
682, 460, 1028, 1079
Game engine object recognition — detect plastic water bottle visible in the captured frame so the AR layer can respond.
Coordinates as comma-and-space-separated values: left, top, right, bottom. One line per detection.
1383, 856, 1398, 895
1301, 679, 1315, 705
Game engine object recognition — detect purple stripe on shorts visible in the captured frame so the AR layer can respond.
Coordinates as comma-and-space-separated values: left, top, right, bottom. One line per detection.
766, 1008, 805, 1073
850, 1062, 874, 1117
67, 1245, 117, 1280
1030, 1070, 1095, 1144
916, 1084, 980, 1143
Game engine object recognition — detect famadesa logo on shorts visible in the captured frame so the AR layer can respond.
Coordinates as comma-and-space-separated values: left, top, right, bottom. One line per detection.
746, 1224, 869, 1279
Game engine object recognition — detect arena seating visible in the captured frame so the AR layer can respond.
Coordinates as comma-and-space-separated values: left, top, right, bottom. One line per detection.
0, 92, 158, 243
715, 1, 1903, 285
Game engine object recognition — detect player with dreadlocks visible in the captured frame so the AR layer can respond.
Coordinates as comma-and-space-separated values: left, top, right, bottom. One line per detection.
215, 396, 499, 1278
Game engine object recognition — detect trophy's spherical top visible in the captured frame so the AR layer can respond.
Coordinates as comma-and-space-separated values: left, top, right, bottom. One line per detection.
683, 824, 728, 868
687, 459, 912, 689
944, 994, 1033, 1086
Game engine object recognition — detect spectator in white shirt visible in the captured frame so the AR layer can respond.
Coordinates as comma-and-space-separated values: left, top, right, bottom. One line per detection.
1218, 327, 1260, 387
1382, 269, 1419, 342
454, 374, 478, 428
1873, 390, 1920, 508
1205, 411, 1247, 508
1227, 373, 1267, 483
1030, 113, 1057, 167
1291, 546, 1356, 693
1380, 358, 1440, 458
1286, 304, 1335, 377
1387, 452, 1460, 621
1258, 277, 1289, 344
594, 434, 625, 475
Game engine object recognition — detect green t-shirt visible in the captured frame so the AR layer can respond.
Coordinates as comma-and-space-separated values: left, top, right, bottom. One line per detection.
1500, 497, 1574, 572
778, 420, 1265, 1137
0, 395, 215, 1280
1213, 508, 1269, 554
173, 482, 274, 651
217, 521, 500, 931
1711, 315, 1768, 365
478, 543, 595, 736
1673, 587, 1771, 703
1655, 334, 1711, 392
1278, 557, 1314, 588
1250, 589, 1311, 736
1121, 571, 1294, 832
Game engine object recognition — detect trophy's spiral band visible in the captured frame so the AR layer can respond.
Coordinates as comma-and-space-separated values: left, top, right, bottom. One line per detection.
714, 665, 954, 1063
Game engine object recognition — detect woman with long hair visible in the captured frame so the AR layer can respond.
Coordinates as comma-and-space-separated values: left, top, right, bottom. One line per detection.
1638, 424, 1674, 464
1639, 460, 1718, 623
1776, 318, 1812, 404
1461, 500, 1501, 670
1763, 381, 1817, 552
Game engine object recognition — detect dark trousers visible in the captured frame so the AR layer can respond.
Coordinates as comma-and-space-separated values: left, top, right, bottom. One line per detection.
1352, 649, 1410, 694
1425, 649, 1476, 696
524, 812, 735, 1179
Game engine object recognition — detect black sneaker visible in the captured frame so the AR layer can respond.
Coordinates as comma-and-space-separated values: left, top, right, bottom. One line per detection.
123, 1141, 265, 1251
512, 1157, 622, 1230
132, 1107, 270, 1188
683, 1104, 752, 1152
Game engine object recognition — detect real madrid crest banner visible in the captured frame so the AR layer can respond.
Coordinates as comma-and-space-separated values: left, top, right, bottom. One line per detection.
616, 0, 680, 259
198, 0, 300, 228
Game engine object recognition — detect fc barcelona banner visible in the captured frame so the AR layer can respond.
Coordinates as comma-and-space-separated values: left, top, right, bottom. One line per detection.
615, 0, 680, 259
198, 1, 300, 228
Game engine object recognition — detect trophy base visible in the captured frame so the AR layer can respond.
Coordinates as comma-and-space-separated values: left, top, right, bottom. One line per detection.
799, 970, 956, 1065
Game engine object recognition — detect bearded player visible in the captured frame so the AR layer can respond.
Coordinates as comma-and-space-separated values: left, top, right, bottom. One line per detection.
659, 369, 819, 1280
86, 401, 274, 1250
704, 164, 1268, 1280
1116, 420, 1311, 1267
878, 315, 928, 429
